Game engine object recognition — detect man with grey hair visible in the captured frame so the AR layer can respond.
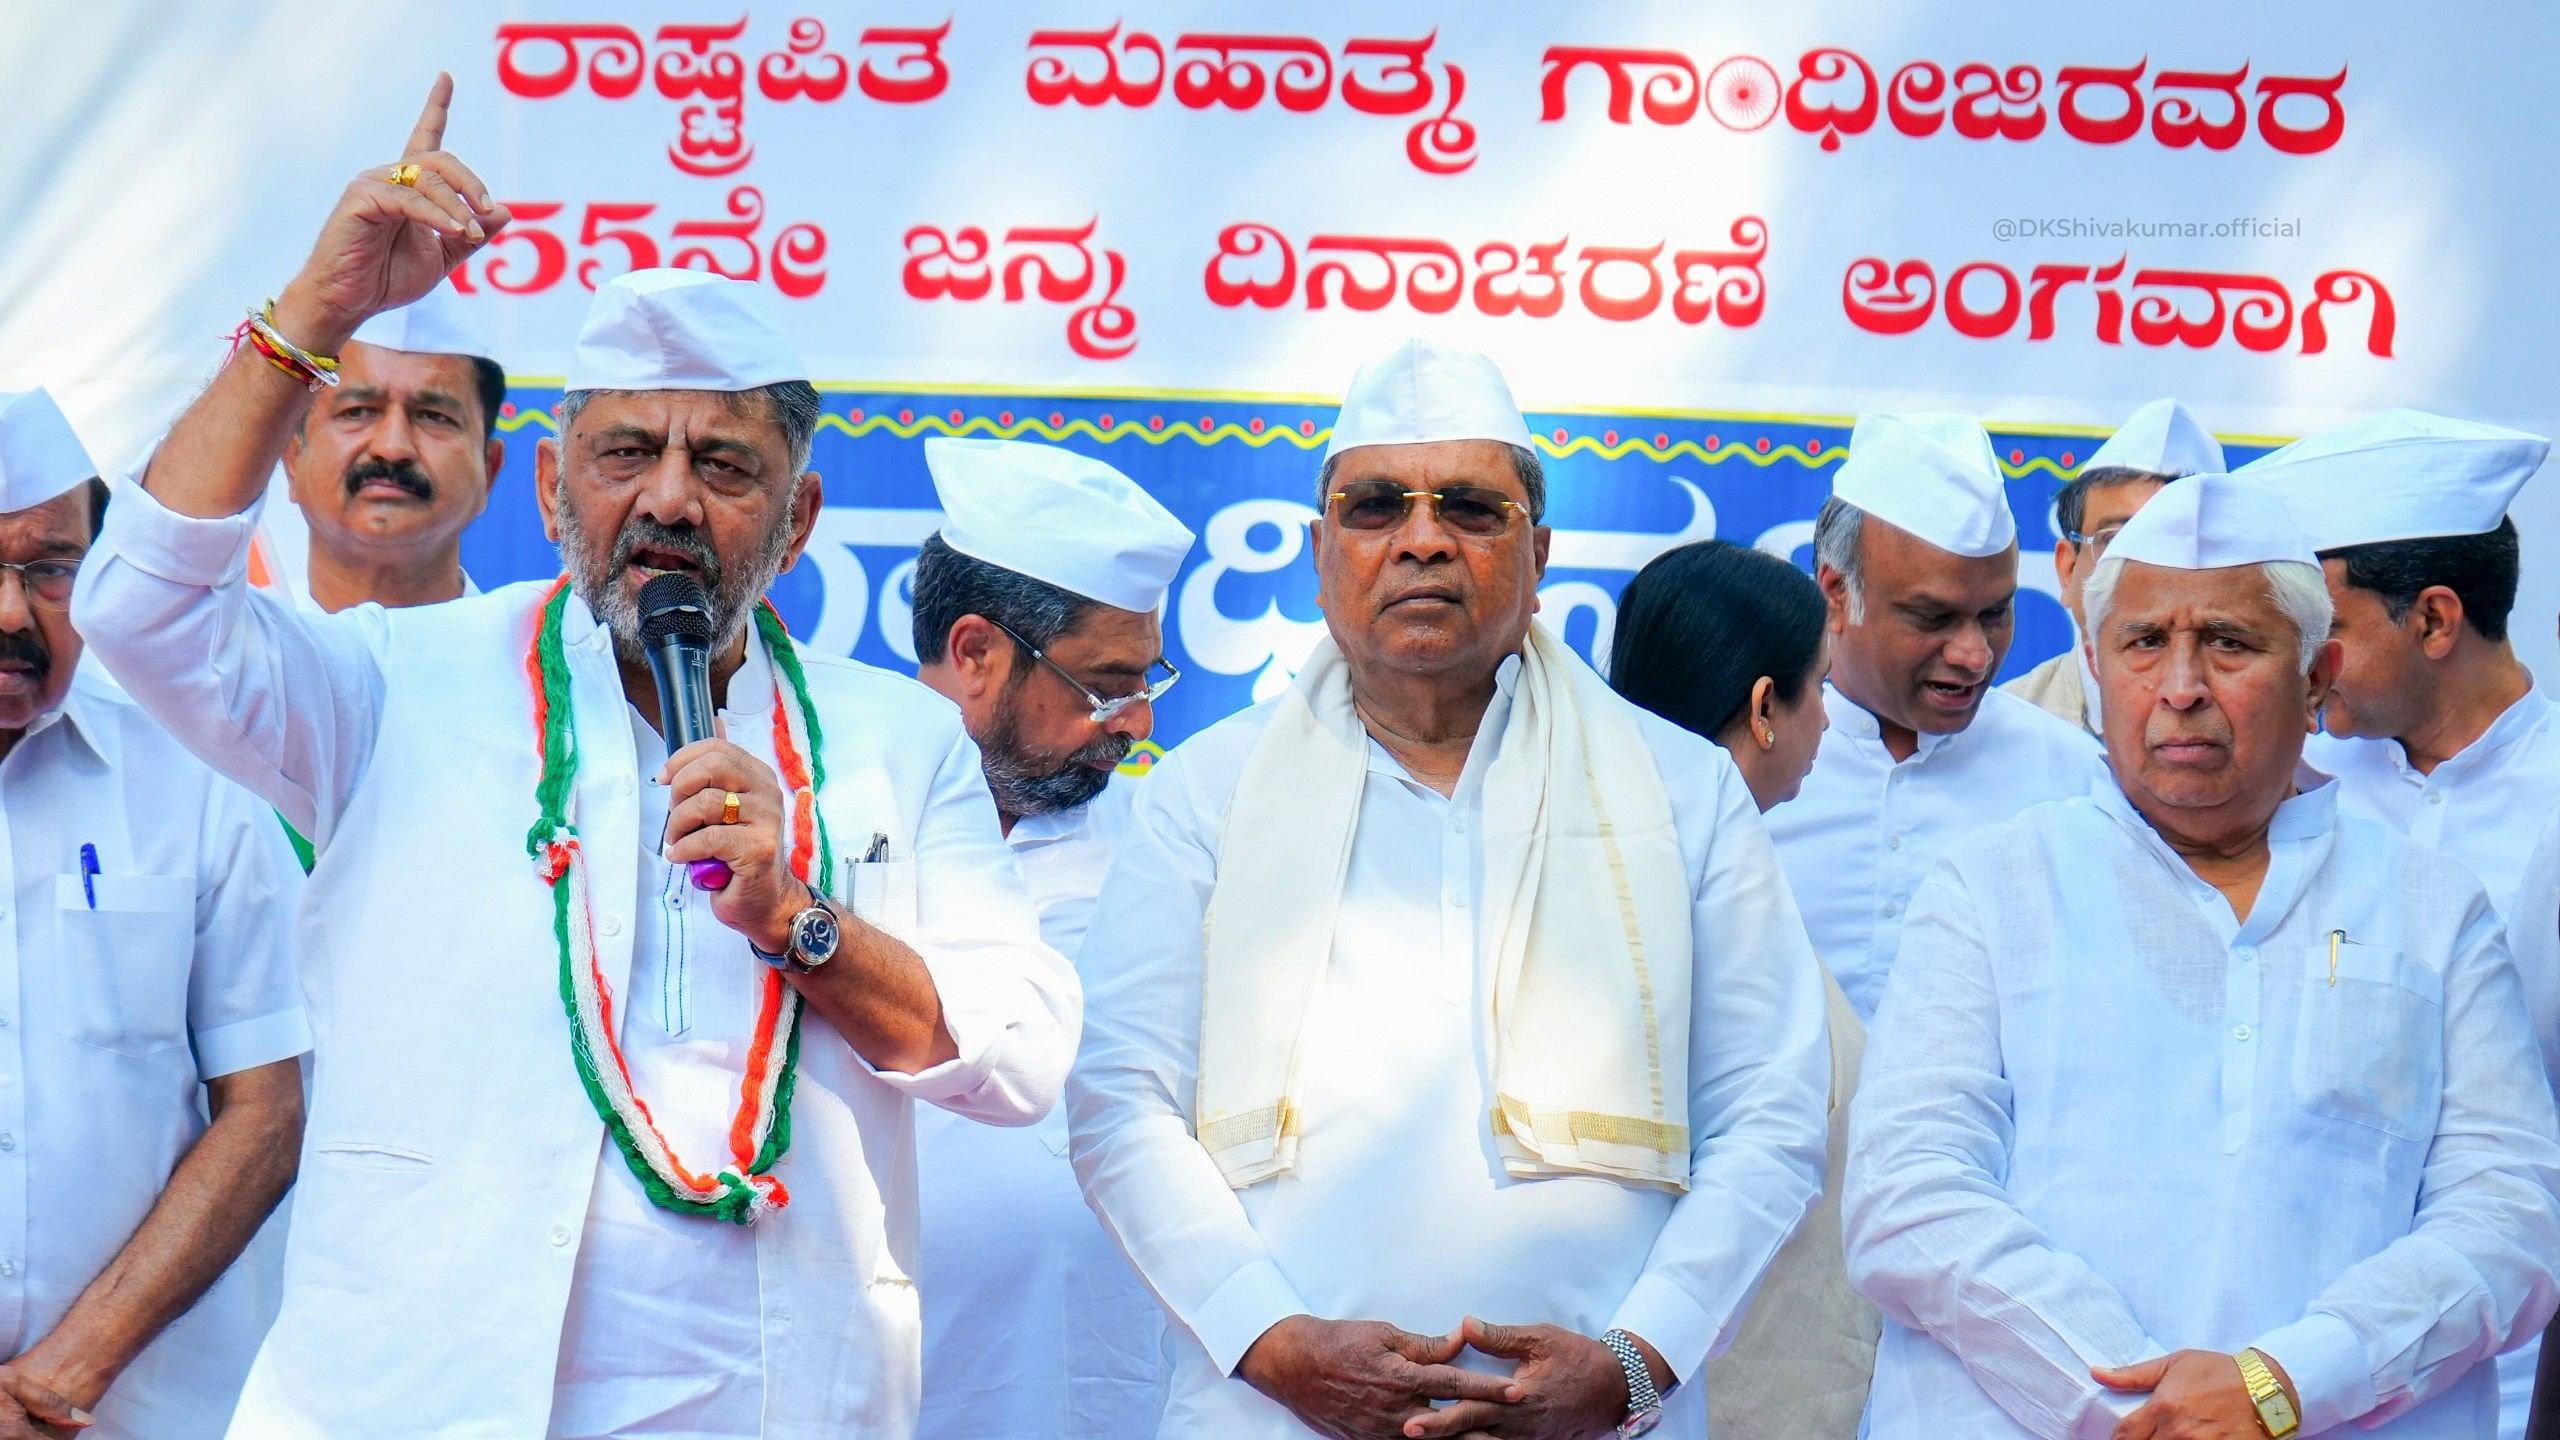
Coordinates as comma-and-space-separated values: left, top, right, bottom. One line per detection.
1848, 474, 2560, 1440
72, 81, 1076, 1438
2004, 398, 2223, 733
1765, 412, 2098, 1022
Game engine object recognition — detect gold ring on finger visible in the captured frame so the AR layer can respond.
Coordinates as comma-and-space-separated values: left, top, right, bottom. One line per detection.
721, 791, 743, 827
388, 162, 422, 188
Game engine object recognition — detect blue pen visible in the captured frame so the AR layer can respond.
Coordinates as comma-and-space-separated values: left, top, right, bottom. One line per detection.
78, 843, 98, 910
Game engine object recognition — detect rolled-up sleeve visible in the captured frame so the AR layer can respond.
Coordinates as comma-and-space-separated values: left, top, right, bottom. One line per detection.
1068, 745, 1310, 1375
2252, 898, 2560, 1432
861, 723, 1080, 1126
1609, 766, 1829, 1383
1844, 862, 2162, 1439
72, 472, 387, 846
188, 767, 309, 1080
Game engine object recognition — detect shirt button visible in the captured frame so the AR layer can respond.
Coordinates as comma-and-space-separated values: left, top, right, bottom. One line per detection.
0, 1012, 11, 1028
1882, 901, 1901, 918
1886, 834, 1902, 850
2237, 947, 2255, 962
0, 1134, 17, 1151
601, 917, 624, 938
549, 1225, 572, 1247
2427, 791, 2445, 805
2232, 1025, 2253, 1042
0, 1259, 14, 1277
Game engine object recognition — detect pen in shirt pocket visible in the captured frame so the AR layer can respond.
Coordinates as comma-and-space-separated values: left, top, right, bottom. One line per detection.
78, 843, 99, 910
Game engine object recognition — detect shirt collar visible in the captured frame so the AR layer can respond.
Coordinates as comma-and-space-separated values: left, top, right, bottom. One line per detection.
2092, 757, 2339, 849
2447, 677, 2555, 769
1823, 681, 1957, 759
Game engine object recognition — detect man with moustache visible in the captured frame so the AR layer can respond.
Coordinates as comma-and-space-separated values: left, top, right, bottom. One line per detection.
2005, 398, 2223, 734
1070, 339, 1829, 1440
256, 283, 504, 611
1765, 413, 2100, 1022
905, 435, 1194, 1440
0, 391, 308, 1439
72, 81, 1074, 1438
1847, 474, 2560, 1440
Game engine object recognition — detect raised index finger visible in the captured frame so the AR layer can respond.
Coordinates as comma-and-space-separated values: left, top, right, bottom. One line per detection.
403, 71, 454, 158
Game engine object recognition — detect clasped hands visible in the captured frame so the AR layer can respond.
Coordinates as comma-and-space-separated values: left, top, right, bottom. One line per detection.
1239, 1313, 1662, 1440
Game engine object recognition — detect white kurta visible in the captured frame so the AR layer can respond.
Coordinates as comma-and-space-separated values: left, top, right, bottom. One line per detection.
2308, 686, 2560, 1438
1, 669, 308, 1440
1764, 685, 2100, 1022
72, 481, 1080, 1440
917, 780, 1170, 1440
1068, 670, 1831, 1440
1845, 772, 2560, 1440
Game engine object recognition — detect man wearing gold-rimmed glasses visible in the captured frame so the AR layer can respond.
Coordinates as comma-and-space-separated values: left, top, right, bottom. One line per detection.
1069, 337, 1829, 1440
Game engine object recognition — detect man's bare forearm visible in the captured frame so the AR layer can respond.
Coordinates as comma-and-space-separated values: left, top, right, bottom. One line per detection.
792, 902, 960, 1075
142, 290, 344, 520
13, 1060, 303, 1407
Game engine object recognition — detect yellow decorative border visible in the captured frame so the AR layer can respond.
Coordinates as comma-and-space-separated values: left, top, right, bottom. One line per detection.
496, 394, 2278, 481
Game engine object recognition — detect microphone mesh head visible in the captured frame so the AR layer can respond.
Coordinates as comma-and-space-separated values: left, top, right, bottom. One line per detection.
637, 572, 715, 648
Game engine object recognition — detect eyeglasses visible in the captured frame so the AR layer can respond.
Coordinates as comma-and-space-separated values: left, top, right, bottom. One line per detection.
2064, 522, 2130, 556
989, 619, 1181, 724
0, 560, 80, 610
1326, 481, 1528, 538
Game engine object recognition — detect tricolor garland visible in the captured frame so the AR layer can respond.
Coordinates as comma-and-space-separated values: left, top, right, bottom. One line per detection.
524, 578, 836, 1224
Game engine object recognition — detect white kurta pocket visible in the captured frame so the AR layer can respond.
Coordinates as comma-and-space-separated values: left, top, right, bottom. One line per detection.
844, 853, 920, 939
55, 872, 194, 1057
2293, 941, 2446, 1142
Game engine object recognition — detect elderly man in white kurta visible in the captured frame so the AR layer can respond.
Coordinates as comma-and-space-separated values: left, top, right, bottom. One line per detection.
1765, 413, 2099, 1022
70, 88, 1073, 1440
2247, 411, 2560, 1438
1071, 339, 1830, 1440
0, 392, 307, 1440
1846, 474, 2560, 1440
2005, 398, 2222, 734
908, 439, 1194, 1440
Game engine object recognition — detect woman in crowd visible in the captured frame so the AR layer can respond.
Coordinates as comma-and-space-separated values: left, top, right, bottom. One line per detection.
1607, 538, 1874, 1439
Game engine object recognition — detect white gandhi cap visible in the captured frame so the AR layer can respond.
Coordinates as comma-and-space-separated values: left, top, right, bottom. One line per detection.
566, 269, 806, 393
927, 439, 1195, 614
2101, 473, 2318, 572
0, 390, 99, 515
1324, 338, 1535, 462
2239, 408, 2548, 551
1831, 412, 2016, 558
2083, 398, 2223, 479
351, 281, 501, 366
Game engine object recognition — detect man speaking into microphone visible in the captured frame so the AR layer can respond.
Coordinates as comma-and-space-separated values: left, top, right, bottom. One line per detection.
73, 79, 1077, 1439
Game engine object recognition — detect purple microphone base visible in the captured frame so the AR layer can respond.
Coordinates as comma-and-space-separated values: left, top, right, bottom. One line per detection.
688, 858, 733, 891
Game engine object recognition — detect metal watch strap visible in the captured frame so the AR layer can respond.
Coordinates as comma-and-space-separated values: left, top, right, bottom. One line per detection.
1601, 1329, 1661, 1430
2234, 1348, 2299, 1439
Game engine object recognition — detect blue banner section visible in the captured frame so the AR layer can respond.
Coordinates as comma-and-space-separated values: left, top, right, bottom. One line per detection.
461, 388, 2273, 758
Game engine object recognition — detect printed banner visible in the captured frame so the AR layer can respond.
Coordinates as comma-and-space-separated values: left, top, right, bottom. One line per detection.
4, 1, 2554, 728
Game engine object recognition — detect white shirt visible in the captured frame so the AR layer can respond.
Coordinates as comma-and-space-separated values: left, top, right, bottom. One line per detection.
1845, 772, 2560, 1440
917, 781, 1170, 1440
2306, 687, 2560, 1060
73, 480, 1079, 1440
543, 702, 777, 1440
1068, 673, 1831, 1440
2308, 687, 2560, 1440
4, 668, 308, 1440
1765, 685, 2100, 1022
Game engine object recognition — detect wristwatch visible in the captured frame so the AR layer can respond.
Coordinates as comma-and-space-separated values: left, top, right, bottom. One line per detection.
1600, 1329, 1663, 1437
2235, 1348, 2299, 1438
753, 891, 841, 975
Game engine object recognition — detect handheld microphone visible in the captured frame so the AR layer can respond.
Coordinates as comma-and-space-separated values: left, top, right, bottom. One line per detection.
638, 572, 731, 892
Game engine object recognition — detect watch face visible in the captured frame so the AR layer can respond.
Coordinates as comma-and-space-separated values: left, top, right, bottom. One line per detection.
794, 906, 840, 965
1619, 1405, 1663, 1438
